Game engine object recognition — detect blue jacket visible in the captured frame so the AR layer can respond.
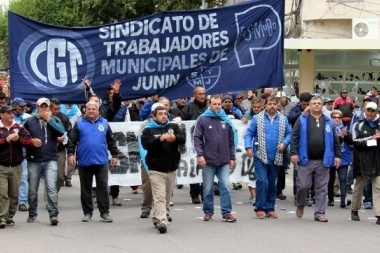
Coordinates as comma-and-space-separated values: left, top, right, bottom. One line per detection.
68, 117, 118, 166
297, 114, 338, 167
244, 111, 292, 162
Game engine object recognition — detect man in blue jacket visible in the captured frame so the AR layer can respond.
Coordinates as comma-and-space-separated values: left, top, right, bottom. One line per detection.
193, 95, 237, 223
290, 96, 341, 222
68, 101, 118, 223
244, 96, 292, 219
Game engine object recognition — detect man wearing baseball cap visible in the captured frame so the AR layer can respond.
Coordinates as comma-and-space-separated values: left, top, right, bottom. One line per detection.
23, 97, 65, 225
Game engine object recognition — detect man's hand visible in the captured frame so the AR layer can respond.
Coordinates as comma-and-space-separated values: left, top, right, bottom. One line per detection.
6, 133, 19, 142
334, 158, 341, 168
82, 76, 91, 87
110, 157, 118, 167
246, 148, 253, 158
57, 136, 64, 143
197, 156, 206, 168
277, 143, 286, 152
32, 138, 42, 147
111, 79, 121, 93
68, 156, 76, 166
291, 155, 299, 165
229, 160, 236, 170
39, 110, 51, 121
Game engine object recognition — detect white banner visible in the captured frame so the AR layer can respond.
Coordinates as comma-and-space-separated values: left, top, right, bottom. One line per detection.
108, 120, 256, 186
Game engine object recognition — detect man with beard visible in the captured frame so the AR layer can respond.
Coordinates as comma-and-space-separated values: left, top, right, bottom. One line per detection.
180, 86, 208, 204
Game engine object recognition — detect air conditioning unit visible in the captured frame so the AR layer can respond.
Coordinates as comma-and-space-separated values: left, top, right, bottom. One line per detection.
352, 18, 380, 39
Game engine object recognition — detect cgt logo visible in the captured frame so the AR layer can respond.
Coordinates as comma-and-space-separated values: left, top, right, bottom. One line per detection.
18, 29, 95, 92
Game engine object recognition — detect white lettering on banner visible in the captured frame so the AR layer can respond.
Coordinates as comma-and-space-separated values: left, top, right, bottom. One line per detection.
107, 120, 255, 186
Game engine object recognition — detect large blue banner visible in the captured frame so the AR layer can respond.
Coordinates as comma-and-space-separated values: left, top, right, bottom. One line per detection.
9, 0, 284, 103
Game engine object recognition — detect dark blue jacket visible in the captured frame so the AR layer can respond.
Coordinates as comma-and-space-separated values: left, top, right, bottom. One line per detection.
24, 115, 65, 162
193, 116, 235, 165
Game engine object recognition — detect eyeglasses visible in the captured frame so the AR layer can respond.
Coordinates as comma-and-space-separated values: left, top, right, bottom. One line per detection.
332, 116, 341, 119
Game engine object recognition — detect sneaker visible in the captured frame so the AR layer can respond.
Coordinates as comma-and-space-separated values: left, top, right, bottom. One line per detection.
140, 212, 149, 218
328, 200, 334, 206
314, 215, 328, 222
363, 202, 372, 209
277, 192, 287, 200
101, 214, 113, 222
112, 197, 122, 206
18, 204, 28, 212
249, 197, 256, 206
65, 181, 72, 187
166, 215, 172, 222
27, 216, 37, 223
6, 219, 15, 226
191, 196, 201, 204
169, 202, 174, 206
223, 213, 237, 222
82, 214, 92, 222
157, 223, 167, 234
351, 211, 360, 221
203, 213, 213, 221
50, 216, 59, 226
0, 220, 6, 229
232, 183, 242, 190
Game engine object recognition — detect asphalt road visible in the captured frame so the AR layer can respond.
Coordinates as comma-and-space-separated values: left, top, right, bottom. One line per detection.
1, 170, 378, 253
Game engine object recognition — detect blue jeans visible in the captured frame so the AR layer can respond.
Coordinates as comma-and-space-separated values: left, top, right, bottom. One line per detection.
28, 161, 59, 217
202, 164, 232, 216
254, 159, 279, 213
18, 159, 28, 205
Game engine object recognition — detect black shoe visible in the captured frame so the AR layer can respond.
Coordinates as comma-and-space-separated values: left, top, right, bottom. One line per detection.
328, 200, 334, 206
351, 211, 360, 221
50, 216, 59, 226
176, 184, 183, 189
191, 196, 201, 204
65, 181, 72, 187
167, 215, 172, 222
376, 217, 380, 225
0, 220, 5, 229
157, 223, 167, 234
340, 200, 351, 208
6, 219, 15, 226
18, 204, 28, 212
277, 193, 287, 200
140, 212, 149, 218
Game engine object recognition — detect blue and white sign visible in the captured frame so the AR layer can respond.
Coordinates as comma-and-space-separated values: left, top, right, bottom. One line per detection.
9, 0, 284, 103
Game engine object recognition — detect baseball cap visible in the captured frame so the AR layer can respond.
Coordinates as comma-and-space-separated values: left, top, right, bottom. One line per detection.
366, 102, 378, 111
323, 97, 333, 104
12, 97, 27, 106
36, 98, 50, 106
151, 102, 165, 112
276, 91, 287, 98
0, 105, 15, 114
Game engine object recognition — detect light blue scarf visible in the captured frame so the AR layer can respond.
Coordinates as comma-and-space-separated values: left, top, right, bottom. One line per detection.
198, 108, 238, 146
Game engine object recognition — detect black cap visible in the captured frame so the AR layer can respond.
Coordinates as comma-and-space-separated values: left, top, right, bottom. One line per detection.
0, 105, 15, 114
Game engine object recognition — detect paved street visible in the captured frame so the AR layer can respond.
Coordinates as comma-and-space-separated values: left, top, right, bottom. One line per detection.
1, 170, 378, 253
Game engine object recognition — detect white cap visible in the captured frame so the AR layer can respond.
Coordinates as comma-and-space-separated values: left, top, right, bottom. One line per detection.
366, 101, 378, 110
151, 102, 165, 112
276, 91, 286, 98
36, 97, 50, 106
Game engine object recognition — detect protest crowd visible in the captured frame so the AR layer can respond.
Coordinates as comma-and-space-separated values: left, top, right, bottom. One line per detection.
1, 74, 380, 234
